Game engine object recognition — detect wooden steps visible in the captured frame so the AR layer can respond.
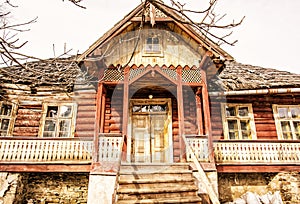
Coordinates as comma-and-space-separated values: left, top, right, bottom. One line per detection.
116, 163, 202, 204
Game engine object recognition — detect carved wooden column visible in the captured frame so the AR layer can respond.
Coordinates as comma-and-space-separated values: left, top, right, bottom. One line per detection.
93, 82, 103, 164
195, 87, 204, 135
122, 66, 130, 137
201, 71, 213, 161
176, 66, 186, 162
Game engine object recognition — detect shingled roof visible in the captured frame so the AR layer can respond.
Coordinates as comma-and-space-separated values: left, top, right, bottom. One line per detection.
209, 61, 300, 91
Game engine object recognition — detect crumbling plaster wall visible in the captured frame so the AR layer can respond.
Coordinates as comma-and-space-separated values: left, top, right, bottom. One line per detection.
0, 172, 24, 204
218, 172, 300, 203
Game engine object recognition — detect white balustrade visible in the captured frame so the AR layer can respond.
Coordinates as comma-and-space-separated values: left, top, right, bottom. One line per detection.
98, 134, 123, 162
186, 136, 209, 162
0, 139, 93, 163
214, 141, 300, 164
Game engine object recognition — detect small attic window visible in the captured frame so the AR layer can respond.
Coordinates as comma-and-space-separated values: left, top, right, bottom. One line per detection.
144, 36, 162, 54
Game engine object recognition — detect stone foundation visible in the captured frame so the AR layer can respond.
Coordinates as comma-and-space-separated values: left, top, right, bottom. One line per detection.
218, 172, 300, 204
23, 173, 89, 204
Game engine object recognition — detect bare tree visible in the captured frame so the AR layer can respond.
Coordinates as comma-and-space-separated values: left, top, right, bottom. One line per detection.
152, 0, 244, 46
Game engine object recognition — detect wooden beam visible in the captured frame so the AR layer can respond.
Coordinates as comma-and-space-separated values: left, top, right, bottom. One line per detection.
99, 87, 106, 133
122, 66, 130, 136
131, 16, 173, 22
217, 165, 300, 173
0, 164, 91, 173
93, 83, 103, 163
195, 90, 204, 135
176, 66, 185, 162
200, 68, 214, 163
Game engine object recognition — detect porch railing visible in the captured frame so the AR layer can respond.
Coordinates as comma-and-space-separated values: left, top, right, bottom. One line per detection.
98, 133, 124, 162
214, 140, 300, 164
0, 137, 93, 163
185, 135, 209, 162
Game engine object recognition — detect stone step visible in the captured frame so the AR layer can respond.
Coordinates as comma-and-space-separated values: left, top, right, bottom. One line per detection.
117, 189, 199, 200
116, 196, 202, 204
119, 170, 194, 180
118, 179, 195, 189
116, 163, 202, 203
119, 177, 195, 184
120, 163, 190, 173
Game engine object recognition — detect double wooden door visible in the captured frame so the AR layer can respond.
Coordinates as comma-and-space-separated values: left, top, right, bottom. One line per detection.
129, 99, 172, 163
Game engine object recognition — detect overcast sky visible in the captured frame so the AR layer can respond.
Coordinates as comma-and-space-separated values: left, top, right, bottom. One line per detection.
10, 0, 300, 74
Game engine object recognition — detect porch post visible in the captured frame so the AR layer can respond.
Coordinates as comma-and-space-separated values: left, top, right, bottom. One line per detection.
200, 68, 214, 163
195, 88, 204, 135
99, 86, 106, 133
93, 82, 103, 164
176, 66, 186, 162
122, 66, 130, 137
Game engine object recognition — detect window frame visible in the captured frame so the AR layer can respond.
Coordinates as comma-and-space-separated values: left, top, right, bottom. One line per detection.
0, 101, 18, 137
273, 104, 300, 140
143, 34, 163, 57
39, 102, 77, 138
221, 103, 257, 140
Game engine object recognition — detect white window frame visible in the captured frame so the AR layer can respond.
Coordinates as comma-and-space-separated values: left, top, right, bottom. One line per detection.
0, 101, 18, 137
221, 103, 257, 140
143, 33, 164, 57
273, 104, 300, 140
39, 102, 77, 138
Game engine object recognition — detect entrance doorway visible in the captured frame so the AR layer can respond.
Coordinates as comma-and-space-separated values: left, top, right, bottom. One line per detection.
127, 98, 172, 163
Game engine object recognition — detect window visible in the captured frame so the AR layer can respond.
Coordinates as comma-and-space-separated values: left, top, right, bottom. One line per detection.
273, 105, 300, 140
144, 36, 161, 54
221, 103, 256, 139
40, 103, 77, 137
0, 101, 17, 136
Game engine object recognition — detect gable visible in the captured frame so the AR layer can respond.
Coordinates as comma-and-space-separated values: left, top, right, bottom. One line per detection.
78, 1, 232, 78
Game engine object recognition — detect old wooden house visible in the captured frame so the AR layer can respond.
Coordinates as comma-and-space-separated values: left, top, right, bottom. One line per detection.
0, 1, 300, 203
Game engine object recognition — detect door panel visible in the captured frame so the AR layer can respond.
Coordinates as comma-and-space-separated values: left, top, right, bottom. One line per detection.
132, 115, 150, 162
151, 114, 167, 163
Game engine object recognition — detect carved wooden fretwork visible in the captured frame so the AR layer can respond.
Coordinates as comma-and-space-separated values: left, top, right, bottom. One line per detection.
138, 4, 168, 19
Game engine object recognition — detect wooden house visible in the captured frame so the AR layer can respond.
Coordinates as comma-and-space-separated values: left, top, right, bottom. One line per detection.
0, 1, 300, 203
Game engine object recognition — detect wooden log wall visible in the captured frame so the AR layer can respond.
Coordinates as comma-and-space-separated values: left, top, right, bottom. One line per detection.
1, 82, 97, 138
74, 91, 97, 138
210, 94, 300, 140
103, 88, 123, 134
183, 87, 198, 135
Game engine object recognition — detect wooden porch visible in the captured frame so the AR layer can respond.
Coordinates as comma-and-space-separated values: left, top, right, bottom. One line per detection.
0, 134, 123, 172
213, 140, 300, 172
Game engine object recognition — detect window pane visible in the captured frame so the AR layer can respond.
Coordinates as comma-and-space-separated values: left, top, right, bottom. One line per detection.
226, 106, 236, 117
43, 132, 55, 137
228, 120, 238, 139
291, 107, 300, 119
238, 107, 249, 117
46, 106, 58, 118
147, 37, 152, 44
240, 120, 251, 139
59, 106, 72, 117
0, 119, 9, 131
281, 121, 292, 139
153, 37, 159, 44
0, 104, 12, 116
59, 120, 71, 132
278, 108, 288, 119
58, 132, 70, 137
133, 105, 141, 112
44, 120, 56, 132
293, 121, 300, 139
